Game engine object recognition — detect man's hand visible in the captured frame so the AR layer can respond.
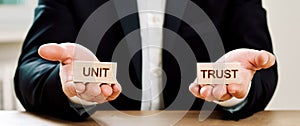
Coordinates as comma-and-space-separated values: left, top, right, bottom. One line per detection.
38, 43, 121, 104
189, 49, 276, 102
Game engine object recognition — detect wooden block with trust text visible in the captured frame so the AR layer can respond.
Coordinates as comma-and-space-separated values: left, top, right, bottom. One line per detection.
73, 61, 118, 84
197, 63, 241, 84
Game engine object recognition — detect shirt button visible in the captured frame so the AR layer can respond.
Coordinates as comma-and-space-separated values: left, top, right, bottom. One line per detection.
152, 16, 160, 23
151, 67, 162, 77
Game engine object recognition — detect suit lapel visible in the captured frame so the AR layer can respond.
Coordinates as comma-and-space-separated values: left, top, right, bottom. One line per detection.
163, 0, 189, 50
162, 0, 189, 108
112, 0, 142, 85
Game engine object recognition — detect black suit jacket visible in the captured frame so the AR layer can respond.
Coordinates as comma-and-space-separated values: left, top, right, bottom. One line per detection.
14, 0, 278, 121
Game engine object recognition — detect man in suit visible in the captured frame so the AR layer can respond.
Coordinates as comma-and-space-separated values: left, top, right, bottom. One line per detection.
14, 0, 277, 121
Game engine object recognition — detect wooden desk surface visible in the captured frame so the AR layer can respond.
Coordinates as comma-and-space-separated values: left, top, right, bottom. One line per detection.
0, 110, 299, 126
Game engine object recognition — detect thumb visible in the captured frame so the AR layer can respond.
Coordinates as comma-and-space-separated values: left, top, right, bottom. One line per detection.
38, 43, 74, 63
253, 50, 276, 70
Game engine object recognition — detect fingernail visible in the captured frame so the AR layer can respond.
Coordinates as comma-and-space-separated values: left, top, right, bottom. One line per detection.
190, 84, 199, 92
75, 84, 85, 93
228, 87, 236, 94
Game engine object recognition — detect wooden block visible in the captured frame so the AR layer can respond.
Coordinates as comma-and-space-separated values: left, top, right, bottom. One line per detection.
73, 61, 118, 84
197, 63, 241, 84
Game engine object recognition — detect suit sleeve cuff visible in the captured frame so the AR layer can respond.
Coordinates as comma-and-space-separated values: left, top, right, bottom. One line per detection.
213, 82, 252, 107
69, 96, 98, 106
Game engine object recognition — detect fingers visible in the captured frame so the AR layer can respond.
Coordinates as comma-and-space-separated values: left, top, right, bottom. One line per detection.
38, 43, 99, 64
38, 43, 74, 64
189, 83, 216, 101
254, 50, 276, 69
63, 81, 77, 97
189, 83, 220, 101
107, 84, 122, 101
219, 49, 276, 71
40, 43, 116, 103
200, 85, 215, 101
212, 85, 232, 101
227, 83, 248, 99
189, 49, 273, 102
75, 83, 120, 103
189, 83, 202, 98
74, 82, 85, 94
189, 83, 234, 101
100, 84, 113, 97
79, 83, 102, 101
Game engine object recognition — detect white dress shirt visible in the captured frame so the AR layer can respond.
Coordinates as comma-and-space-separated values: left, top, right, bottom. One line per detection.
137, 0, 166, 110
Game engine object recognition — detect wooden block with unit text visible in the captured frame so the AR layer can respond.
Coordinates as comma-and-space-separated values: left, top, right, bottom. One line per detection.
73, 61, 118, 84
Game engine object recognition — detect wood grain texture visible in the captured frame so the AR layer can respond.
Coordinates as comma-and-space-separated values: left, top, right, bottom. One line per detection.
1, 111, 300, 126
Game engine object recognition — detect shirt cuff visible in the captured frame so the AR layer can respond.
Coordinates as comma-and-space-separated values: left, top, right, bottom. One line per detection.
213, 82, 252, 107
69, 96, 97, 106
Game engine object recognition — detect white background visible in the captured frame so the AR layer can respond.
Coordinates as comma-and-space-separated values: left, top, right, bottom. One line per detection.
263, 0, 300, 110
